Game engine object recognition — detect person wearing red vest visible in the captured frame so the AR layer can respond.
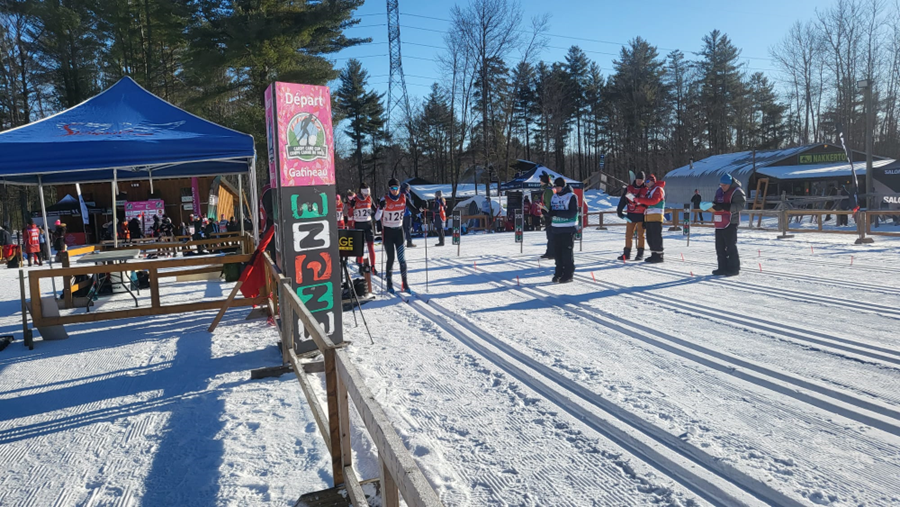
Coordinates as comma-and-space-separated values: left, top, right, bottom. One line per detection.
616, 170, 648, 260
633, 174, 666, 263
335, 194, 345, 229
25, 220, 42, 266
431, 190, 447, 246
711, 173, 746, 276
349, 184, 377, 275
376, 178, 409, 292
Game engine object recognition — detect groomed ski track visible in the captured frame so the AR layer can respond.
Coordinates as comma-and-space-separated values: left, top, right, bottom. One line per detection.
346, 228, 900, 506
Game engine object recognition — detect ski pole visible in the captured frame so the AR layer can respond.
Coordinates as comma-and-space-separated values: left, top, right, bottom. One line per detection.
344, 263, 374, 344
424, 212, 429, 293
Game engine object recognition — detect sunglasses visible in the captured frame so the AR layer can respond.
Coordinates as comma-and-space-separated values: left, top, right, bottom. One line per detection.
390, 186, 400, 191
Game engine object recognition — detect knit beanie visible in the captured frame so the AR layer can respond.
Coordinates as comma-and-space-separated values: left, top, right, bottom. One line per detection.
720, 173, 734, 185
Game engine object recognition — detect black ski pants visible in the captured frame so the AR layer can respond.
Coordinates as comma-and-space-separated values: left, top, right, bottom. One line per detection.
644, 221, 664, 254
403, 215, 413, 244
383, 226, 407, 280
715, 223, 740, 273
543, 213, 554, 255
435, 219, 445, 244
552, 232, 575, 279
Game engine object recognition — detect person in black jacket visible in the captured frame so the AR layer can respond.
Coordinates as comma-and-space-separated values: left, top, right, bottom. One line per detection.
690, 190, 704, 223
548, 177, 579, 283
710, 174, 746, 276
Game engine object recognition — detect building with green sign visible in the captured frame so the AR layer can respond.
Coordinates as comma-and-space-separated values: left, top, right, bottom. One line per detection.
664, 143, 895, 208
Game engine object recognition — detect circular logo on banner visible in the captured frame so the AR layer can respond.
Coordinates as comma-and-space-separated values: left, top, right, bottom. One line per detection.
286, 113, 327, 162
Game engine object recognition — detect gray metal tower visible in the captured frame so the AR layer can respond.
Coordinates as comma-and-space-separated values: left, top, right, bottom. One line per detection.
386, 0, 412, 154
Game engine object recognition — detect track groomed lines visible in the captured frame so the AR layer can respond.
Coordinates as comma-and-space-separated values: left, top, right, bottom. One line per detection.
386, 286, 792, 507
556, 261, 900, 365
442, 257, 900, 438
475, 254, 900, 366
575, 250, 900, 318
577, 247, 900, 296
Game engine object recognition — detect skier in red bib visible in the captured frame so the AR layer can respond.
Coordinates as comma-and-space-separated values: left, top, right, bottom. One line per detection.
24, 220, 42, 266
335, 193, 345, 229
377, 178, 410, 293
349, 183, 377, 276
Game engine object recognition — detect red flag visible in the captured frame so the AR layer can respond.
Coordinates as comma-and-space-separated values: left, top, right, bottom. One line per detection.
239, 227, 275, 299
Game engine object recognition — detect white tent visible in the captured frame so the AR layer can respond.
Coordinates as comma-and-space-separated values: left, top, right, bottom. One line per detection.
454, 195, 506, 217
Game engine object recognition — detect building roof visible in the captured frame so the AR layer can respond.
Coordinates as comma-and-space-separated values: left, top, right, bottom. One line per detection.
663, 143, 892, 206
756, 158, 894, 180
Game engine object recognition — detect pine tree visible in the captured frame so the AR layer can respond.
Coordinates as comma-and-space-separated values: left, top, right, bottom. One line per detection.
697, 29, 743, 154
564, 46, 589, 179
335, 59, 384, 187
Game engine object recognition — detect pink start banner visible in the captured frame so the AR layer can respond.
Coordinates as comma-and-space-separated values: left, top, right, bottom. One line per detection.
264, 85, 278, 185
271, 82, 335, 187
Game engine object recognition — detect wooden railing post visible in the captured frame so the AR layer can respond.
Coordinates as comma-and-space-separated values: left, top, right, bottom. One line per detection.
668, 208, 682, 232
149, 267, 161, 309
20, 269, 33, 350
324, 346, 345, 486
381, 457, 400, 507
856, 210, 874, 244
279, 278, 293, 364
28, 272, 42, 326
61, 252, 74, 309
596, 212, 606, 230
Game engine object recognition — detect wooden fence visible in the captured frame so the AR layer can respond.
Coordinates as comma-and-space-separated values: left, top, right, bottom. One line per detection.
263, 254, 443, 507
26, 253, 259, 329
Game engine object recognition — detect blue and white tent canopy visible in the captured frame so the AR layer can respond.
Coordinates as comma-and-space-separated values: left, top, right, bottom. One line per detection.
0, 77, 256, 185
500, 160, 582, 191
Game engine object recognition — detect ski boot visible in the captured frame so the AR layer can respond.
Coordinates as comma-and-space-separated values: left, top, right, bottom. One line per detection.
617, 248, 631, 261
644, 252, 664, 264
401, 277, 411, 293
552, 275, 560, 283
633, 248, 644, 261
406, 241, 417, 248
385, 272, 394, 294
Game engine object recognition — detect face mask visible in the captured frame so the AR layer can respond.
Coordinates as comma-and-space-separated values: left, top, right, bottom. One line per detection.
361, 189, 369, 197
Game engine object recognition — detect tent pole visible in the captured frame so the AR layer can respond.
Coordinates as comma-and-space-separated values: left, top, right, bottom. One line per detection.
250, 157, 259, 244
112, 169, 118, 248
149, 170, 154, 194
238, 174, 245, 236
37, 176, 57, 295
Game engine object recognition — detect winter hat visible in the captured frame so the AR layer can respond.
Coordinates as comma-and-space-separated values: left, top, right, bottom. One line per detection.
720, 173, 734, 185
553, 177, 566, 187
435, 190, 443, 197
646, 174, 657, 183
635, 171, 646, 181
388, 177, 399, 187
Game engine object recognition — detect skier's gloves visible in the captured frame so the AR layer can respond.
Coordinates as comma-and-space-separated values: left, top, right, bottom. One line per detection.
700, 201, 714, 211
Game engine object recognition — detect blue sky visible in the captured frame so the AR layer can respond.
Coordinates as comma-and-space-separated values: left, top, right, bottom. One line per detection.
332, 0, 830, 103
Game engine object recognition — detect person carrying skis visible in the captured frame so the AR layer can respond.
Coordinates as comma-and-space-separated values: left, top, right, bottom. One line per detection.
710, 173, 746, 276
549, 177, 578, 283
376, 178, 410, 293
400, 182, 417, 247
540, 172, 555, 259
432, 190, 447, 246
349, 183, 377, 276
615, 171, 647, 260
633, 174, 666, 263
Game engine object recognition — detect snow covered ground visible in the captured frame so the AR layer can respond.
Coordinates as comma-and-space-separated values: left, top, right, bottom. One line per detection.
3, 206, 900, 505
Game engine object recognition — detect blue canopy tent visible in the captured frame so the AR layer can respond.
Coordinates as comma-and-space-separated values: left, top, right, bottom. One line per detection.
0, 76, 259, 247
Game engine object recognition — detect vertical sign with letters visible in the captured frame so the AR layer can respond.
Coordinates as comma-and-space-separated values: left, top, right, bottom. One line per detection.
265, 82, 342, 348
